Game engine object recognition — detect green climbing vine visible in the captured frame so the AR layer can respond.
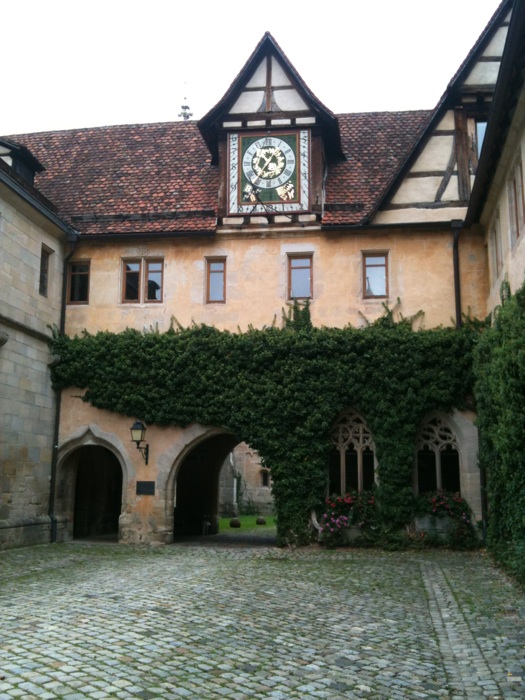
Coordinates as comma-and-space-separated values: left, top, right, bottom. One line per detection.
50, 304, 477, 546
474, 280, 525, 585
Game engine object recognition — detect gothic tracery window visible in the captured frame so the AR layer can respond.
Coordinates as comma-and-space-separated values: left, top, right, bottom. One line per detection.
415, 417, 460, 494
329, 412, 376, 494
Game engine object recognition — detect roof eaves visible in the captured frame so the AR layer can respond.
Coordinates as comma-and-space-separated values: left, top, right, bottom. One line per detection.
76, 230, 216, 242
0, 159, 76, 238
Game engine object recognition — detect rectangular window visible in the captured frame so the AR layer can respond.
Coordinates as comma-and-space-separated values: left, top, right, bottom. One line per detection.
123, 260, 141, 302
288, 254, 312, 299
508, 159, 525, 246
363, 252, 388, 298
68, 261, 90, 304
206, 258, 226, 303
39, 246, 52, 297
476, 121, 487, 157
122, 258, 163, 303
145, 260, 163, 302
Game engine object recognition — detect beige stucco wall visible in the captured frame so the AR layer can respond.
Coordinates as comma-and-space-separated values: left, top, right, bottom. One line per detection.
57, 389, 235, 545
65, 225, 488, 337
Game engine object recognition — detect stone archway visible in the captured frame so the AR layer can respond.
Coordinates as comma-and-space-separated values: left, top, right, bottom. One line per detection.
72, 446, 123, 539
55, 424, 131, 543
173, 433, 239, 536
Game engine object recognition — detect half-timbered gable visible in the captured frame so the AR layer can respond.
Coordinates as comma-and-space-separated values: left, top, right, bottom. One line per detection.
373, 2, 511, 225
466, 0, 525, 313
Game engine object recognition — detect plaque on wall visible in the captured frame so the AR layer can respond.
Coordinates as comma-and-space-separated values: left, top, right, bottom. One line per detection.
136, 481, 155, 496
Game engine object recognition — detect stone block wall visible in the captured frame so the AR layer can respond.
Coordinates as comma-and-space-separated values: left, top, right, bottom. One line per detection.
218, 443, 274, 516
0, 195, 65, 549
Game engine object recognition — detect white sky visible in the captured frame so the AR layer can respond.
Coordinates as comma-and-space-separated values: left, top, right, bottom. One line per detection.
1, 0, 502, 136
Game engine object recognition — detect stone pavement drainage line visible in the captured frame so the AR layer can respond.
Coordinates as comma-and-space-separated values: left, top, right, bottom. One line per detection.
421, 561, 504, 699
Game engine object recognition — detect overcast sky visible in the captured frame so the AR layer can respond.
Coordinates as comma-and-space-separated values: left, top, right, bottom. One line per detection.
1, 0, 502, 136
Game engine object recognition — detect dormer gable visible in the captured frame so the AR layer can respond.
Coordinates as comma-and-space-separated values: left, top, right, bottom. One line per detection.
199, 32, 344, 228
199, 32, 344, 165
0, 138, 44, 186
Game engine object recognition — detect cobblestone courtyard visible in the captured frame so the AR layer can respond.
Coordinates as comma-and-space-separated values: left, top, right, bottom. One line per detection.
0, 542, 524, 699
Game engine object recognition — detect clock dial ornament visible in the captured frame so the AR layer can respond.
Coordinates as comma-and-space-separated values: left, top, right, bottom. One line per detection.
228, 131, 310, 215
242, 137, 296, 190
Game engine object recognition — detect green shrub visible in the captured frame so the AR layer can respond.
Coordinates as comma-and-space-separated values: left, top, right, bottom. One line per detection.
474, 281, 525, 575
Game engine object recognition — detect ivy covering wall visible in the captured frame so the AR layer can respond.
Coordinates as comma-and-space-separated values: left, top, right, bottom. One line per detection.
50, 306, 477, 545
474, 282, 525, 583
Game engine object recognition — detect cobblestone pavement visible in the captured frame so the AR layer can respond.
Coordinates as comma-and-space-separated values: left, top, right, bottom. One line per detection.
0, 541, 524, 700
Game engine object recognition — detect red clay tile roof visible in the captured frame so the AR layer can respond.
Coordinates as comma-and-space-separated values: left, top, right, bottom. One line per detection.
7, 121, 218, 234
5, 111, 431, 233
323, 111, 431, 226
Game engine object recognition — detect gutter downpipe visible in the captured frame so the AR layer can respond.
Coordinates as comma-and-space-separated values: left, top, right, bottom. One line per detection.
452, 220, 463, 328
48, 229, 79, 543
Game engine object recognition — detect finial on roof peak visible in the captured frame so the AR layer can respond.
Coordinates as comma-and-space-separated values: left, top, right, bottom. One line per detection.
178, 101, 193, 121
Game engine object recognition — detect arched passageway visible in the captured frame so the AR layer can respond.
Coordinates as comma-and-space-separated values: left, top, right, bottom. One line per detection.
174, 433, 239, 536
73, 446, 123, 539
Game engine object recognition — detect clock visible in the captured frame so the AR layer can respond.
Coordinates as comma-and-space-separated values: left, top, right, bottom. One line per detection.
228, 131, 310, 215
242, 136, 295, 190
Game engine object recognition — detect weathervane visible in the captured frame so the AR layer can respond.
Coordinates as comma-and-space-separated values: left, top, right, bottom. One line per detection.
178, 99, 193, 121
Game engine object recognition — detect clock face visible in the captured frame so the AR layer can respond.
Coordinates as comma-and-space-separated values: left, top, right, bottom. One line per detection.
242, 136, 296, 190
228, 131, 309, 215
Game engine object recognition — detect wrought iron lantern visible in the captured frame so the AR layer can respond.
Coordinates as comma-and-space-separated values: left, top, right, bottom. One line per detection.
130, 420, 149, 465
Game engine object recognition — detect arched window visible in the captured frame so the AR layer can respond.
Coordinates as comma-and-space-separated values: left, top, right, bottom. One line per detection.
260, 469, 270, 488
329, 411, 376, 494
416, 417, 460, 494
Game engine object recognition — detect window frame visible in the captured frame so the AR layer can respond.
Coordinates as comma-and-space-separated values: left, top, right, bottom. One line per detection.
414, 416, 461, 495
67, 260, 90, 305
144, 259, 163, 303
330, 411, 377, 494
475, 120, 487, 158
206, 257, 226, 304
508, 158, 525, 247
362, 252, 388, 299
121, 258, 164, 304
39, 245, 53, 297
287, 253, 313, 300
260, 469, 270, 488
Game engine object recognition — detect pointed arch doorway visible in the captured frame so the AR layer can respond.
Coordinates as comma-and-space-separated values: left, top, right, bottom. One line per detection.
72, 446, 123, 539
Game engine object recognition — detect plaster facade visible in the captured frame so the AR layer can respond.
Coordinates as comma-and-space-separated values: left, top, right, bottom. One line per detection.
65, 227, 487, 337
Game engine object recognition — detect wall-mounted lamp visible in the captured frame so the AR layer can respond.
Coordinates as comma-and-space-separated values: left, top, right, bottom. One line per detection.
130, 420, 149, 465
